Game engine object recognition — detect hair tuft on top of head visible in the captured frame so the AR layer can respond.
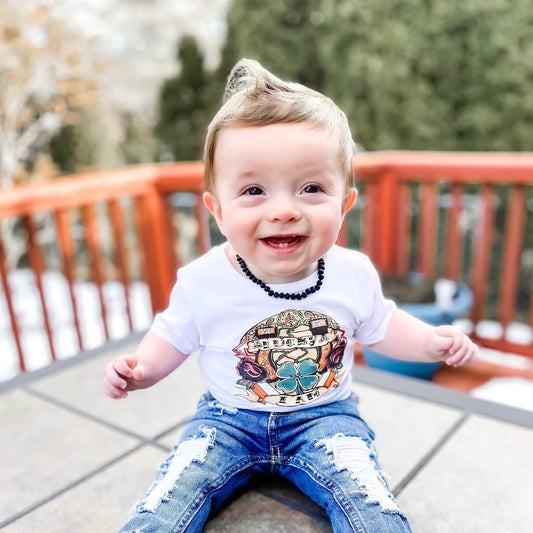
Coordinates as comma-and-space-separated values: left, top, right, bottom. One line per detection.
223, 59, 254, 101
204, 58, 356, 194
223, 58, 289, 102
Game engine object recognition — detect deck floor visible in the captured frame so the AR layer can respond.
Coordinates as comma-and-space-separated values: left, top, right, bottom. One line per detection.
1, 336, 532, 532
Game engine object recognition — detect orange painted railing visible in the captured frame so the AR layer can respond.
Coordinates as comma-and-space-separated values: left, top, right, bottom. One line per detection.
0, 153, 531, 377
355, 152, 532, 357
0, 163, 208, 374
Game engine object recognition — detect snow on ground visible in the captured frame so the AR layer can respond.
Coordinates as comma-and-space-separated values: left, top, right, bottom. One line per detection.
471, 377, 533, 412
1, 270, 532, 411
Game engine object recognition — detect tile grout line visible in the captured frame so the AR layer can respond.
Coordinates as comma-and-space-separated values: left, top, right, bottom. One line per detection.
0, 443, 146, 529
153, 419, 191, 442
25, 385, 190, 449
353, 368, 533, 430
24, 386, 174, 447
392, 413, 469, 497
0, 332, 146, 394
1, 388, 191, 528
0, 387, 188, 529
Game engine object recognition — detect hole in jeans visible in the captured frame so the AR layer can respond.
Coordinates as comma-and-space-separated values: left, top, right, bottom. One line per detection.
316, 433, 400, 513
140, 427, 216, 513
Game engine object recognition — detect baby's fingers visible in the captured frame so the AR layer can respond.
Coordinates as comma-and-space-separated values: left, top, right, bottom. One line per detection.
103, 377, 128, 399
105, 362, 127, 389
112, 355, 136, 378
444, 344, 468, 366
446, 341, 478, 367
103, 357, 138, 399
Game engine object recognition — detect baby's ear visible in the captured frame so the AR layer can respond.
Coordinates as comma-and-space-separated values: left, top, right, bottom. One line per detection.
342, 187, 358, 216
203, 192, 225, 235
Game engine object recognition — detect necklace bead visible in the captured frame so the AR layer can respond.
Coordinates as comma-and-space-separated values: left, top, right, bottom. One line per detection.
235, 255, 325, 299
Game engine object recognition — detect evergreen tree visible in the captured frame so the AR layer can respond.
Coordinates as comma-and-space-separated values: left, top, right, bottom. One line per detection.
120, 113, 157, 165
217, 0, 533, 151
322, 0, 533, 150
49, 124, 78, 174
155, 36, 214, 161
49, 109, 107, 173
217, 0, 327, 92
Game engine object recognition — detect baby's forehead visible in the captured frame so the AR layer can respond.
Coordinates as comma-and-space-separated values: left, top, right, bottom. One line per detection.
215, 123, 339, 157
215, 127, 341, 175
207, 121, 352, 193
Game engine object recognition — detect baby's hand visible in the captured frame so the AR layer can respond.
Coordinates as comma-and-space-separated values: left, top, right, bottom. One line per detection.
426, 325, 479, 367
103, 354, 146, 399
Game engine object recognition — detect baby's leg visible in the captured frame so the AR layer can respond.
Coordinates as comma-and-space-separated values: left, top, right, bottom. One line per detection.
278, 394, 412, 533
119, 395, 261, 533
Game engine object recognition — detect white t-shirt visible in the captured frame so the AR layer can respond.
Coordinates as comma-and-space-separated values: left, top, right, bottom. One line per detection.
152, 244, 395, 412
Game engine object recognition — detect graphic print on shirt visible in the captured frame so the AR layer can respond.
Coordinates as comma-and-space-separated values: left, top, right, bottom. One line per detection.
233, 309, 347, 407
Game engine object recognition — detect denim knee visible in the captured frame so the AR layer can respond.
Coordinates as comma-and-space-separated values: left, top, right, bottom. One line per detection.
314, 433, 411, 532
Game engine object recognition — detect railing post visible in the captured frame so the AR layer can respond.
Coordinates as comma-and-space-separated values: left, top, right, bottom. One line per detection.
362, 181, 378, 259
499, 185, 526, 328
0, 235, 25, 372
471, 185, 495, 322
376, 170, 400, 275
142, 186, 177, 314
194, 193, 211, 255
418, 181, 438, 279
23, 214, 57, 362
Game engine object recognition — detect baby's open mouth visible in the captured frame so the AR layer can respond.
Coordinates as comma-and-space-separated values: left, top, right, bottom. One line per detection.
261, 235, 305, 248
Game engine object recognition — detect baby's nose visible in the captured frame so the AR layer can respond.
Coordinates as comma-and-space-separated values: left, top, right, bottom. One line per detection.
266, 198, 302, 223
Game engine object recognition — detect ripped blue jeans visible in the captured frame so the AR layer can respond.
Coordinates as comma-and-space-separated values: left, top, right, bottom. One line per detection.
120, 393, 412, 533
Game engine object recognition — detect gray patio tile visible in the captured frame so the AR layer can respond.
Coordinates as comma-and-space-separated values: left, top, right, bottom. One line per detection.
2, 445, 166, 533
28, 347, 206, 439
4, 443, 331, 533
0, 389, 139, 526
353, 382, 463, 487
248, 476, 329, 522
398, 414, 533, 533
205, 489, 332, 533
157, 423, 187, 449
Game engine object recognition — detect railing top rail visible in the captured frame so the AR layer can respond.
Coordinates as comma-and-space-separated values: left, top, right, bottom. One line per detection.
355, 151, 533, 183
0, 162, 204, 219
2, 152, 533, 220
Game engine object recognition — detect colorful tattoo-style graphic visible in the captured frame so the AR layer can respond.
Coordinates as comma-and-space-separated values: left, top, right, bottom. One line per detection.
233, 309, 347, 407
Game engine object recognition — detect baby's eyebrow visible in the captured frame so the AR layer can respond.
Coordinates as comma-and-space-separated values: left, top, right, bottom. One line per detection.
237, 170, 260, 180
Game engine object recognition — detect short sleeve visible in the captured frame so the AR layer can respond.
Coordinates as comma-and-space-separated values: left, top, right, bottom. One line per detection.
354, 260, 396, 345
151, 276, 200, 355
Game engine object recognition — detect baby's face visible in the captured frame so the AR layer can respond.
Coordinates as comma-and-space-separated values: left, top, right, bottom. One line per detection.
203, 123, 354, 284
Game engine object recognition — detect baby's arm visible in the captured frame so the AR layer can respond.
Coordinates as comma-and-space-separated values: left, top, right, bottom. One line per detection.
367, 309, 478, 366
103, 330, 187, 399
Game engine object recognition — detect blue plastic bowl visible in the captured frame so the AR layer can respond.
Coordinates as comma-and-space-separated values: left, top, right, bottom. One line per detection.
362, 284, 473, 380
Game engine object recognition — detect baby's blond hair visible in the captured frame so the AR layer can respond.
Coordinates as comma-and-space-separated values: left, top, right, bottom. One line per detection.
203, 59, 356, 196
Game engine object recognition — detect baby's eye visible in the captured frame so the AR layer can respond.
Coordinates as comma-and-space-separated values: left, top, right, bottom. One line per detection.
244, 186, 264, 196
303, 184, 322, 194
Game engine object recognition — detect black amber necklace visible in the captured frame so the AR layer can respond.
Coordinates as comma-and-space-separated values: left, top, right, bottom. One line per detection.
235, 255, 325, 300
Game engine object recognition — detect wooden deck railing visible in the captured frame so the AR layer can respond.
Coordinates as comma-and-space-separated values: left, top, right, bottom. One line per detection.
0, 163, 207, 374
355, 152, 532, 357
0, 153, 531, 376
